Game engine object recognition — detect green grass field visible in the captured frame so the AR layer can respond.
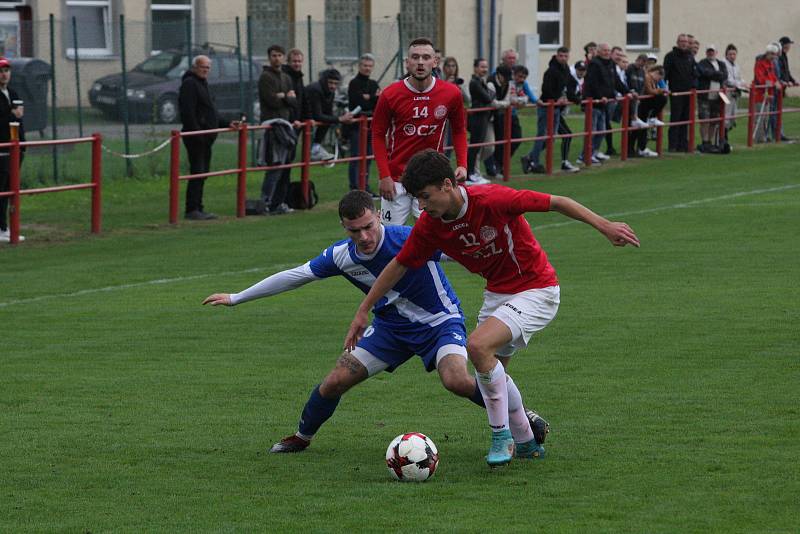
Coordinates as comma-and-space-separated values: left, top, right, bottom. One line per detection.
2, 115, 799, 532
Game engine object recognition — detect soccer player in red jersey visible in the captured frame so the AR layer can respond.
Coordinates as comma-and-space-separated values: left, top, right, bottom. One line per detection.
345, 149, 640, 467
372, 38, 468, 226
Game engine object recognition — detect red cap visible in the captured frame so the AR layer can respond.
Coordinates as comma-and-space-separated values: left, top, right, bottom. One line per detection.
0, 57, 10, 69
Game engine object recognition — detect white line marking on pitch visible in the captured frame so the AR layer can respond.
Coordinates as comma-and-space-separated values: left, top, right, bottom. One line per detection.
2, 184, 798, 308
533, 184, 800, 230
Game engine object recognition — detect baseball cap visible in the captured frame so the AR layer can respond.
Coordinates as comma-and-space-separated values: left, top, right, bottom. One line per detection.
766, 43, 780, 54
779, 36, 794, 45
0, 57, 10, 69
646, 53, 658, 61
574, 60, 587, 71
706, 44, 717, 52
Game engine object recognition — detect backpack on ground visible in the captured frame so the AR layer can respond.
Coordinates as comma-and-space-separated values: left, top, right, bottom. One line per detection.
286, 181, 319, 210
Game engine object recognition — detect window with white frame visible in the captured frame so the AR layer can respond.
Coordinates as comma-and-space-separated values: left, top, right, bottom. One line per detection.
152, 0, 192, 54
537, 0, 562, 48
65, 0, 113, 58
626, 0, 652, 48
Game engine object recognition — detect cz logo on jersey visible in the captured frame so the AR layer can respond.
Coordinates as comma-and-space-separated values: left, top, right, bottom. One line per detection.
403, 123, 439, 136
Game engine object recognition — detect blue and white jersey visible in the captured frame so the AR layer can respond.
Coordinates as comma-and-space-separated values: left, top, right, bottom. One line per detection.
309, 225, 463, 330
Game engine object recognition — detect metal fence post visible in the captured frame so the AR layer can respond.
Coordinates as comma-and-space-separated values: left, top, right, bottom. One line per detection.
583, 99, 593, 164
502, 106, 511, 180
246, 15, 256, 164
236, 17, 245, 119
545, 102, 555, 175
656, 109, 664, 155
119, 14, 132, 177
9, 139, 21, 244
306, 16, 313, 83
620, 95, 630, 161
688, 89, 697, 152
237, 124, 247, 218
169, 130, 181, 224
301, 121, 312, 205
358, 116, 367, 190
91, 133, 102, 233
49, 14, 58, 183
747, 83, 755, 147
775, 87, 784, 144
71, 16, 83, 138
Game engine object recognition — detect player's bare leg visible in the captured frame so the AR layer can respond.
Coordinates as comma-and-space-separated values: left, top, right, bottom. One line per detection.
270, 351, 368, 453
467, 318, 516, 466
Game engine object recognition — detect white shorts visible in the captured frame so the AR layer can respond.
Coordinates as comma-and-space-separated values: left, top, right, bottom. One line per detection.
380, 181, 420, 226
477, 286, 560, 357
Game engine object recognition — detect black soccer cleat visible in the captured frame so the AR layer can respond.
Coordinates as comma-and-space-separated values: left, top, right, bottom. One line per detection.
269, 434, 310, 453
525, 409, 550, 445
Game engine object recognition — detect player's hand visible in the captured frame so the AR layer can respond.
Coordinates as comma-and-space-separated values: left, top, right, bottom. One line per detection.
454, 166, 467, 183
379, 176, 395, 200
344, 309, 369, 351
603, 222, 640, 248
287, 90, 296, 98
202, 293, 233, 306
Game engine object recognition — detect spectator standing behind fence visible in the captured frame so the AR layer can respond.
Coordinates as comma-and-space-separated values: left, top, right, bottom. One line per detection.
580, 43, 626, 166
345, 53, 380, 195
696, 45, 728, 153
487, 65, 512, 179
442, 56, 468, 160
777, 37, 796, 141
509, 65, 537, 164
721, 44, 748, 134
258, 45, 297, 216
0, 57, 24, 243
633, 65, 667, 157
306, 69, 355, 162
466, 58, 495, 184
753, 43, 781, 143
664, 34, 696, 152
521, 47, 578, 174
179, 55, 238, 221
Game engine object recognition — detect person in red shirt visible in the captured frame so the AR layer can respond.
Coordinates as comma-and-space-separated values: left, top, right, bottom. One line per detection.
372, 38, 468, 226
345, 148, 639, 467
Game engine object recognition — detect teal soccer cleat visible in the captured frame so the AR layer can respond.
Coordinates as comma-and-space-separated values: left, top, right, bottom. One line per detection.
515, 438, 545, 459
486, 429, 515, 467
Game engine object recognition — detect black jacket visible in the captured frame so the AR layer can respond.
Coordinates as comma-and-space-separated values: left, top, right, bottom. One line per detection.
696, 58, 728, 99
778, 52, 796, 84
258, 65, 295, 122
305, 70, 340, 124
345, 72, 380, 134
0, 86, 26, 149
178, 70, 227, 137
625, 64, 646, 94
664, 46, 696, 92
540, 55, 578, 103
584, 56, 626, 102
282, 64, 308, 121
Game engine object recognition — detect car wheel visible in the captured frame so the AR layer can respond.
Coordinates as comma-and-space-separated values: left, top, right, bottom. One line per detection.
157, 95, 179, 123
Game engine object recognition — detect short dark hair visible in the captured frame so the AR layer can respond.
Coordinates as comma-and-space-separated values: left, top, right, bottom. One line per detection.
495, 65, 512, 80
611, 46, 623, 54
512, 65, 529, 76
267, 44, 286, 56
557, 46, 570, 54
339, 190, 377, 220
584, 41, 597, 53
409, 37, 434, 49
401, 149, 454, 196
473, 57, 486, 68
725, 43, 737, 53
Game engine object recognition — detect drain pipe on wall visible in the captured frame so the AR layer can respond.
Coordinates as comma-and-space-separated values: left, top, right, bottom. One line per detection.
477, 0, 483, 59
489, 0, 496, 68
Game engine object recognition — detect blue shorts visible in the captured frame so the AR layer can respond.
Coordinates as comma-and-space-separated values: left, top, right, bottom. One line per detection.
355, 319, 467, 373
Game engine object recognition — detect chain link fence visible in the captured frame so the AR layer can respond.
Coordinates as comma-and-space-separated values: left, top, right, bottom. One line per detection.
12, 16, 402, 184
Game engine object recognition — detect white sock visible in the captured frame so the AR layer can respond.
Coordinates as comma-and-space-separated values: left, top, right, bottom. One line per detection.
506, 375, 534, 444
475, 361, 509, 432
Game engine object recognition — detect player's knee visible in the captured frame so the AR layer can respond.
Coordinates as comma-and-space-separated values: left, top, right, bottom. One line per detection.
441, 373, 475, 398
320, 352, 368, 397
467, 335, 494, 364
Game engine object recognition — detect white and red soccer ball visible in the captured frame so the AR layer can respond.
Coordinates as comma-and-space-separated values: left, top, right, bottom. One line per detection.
385, 432, 439, 482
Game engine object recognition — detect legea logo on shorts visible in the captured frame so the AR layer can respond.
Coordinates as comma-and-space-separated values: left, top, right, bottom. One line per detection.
434, 105, 447, 119
364, 326, 375, 337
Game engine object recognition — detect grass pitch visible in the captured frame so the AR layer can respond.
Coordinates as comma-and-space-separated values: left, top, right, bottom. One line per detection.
2, 122, 799, 532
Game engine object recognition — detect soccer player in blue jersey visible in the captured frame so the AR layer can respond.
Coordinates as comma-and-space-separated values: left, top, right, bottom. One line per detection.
203, 190, 548, 454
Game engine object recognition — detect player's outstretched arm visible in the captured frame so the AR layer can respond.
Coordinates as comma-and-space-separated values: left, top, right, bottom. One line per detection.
203, 293, 233, 306
550, 195, 640, 248
344, 258, 408, 350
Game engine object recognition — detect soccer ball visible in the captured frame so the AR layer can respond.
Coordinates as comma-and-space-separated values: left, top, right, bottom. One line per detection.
385, 432, 439, 482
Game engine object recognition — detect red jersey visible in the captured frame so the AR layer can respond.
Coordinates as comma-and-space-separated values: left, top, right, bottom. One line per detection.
395, 184, 559, 294
372, 77, 467, 181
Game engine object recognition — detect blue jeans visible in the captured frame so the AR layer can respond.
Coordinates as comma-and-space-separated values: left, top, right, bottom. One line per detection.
348, 127, 373, 190
526, 105, 561, 165
581, 106, 608, 157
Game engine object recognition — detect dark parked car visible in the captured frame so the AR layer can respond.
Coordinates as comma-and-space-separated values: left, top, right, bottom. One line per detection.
89, 46, 261, 123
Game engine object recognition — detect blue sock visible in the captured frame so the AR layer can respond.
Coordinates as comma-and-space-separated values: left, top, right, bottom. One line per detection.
468, 382, 486, 408
298, 385, 341, 438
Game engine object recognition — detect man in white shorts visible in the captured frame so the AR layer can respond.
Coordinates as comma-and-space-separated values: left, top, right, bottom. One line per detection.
345, 149, 640, 467
371, 37, 467, 225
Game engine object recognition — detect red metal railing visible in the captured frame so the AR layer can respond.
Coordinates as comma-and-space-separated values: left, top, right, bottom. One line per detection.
1, 134, 102, 245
